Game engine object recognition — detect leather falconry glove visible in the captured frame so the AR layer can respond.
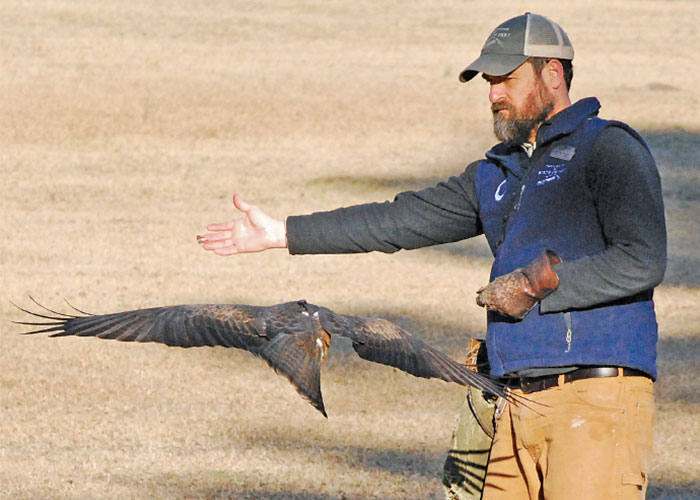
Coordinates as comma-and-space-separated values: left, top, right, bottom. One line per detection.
476, 250, 561, 320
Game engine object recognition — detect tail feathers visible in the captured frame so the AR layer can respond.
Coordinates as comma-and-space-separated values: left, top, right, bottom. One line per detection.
257, 333, 327, 417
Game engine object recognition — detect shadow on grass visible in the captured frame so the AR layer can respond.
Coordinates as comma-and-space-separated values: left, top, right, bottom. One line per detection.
643, 128, 700, 289
181, 489, 425, 500
253, 433, 446, 482
156, 475, 700, 500
307, 174, 447, 194
150, 449, 446, 499
656, 335, 700, 405
648, 480, 700, 500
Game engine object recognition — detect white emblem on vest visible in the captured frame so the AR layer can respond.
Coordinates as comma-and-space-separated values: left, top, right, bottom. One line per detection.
536, 164, 568, 186
494, 179, 507, 201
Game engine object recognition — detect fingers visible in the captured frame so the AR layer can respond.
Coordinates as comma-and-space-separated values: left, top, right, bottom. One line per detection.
233, 193, 253, 213
205, 220, 235, 232
197, 230, 231, 244
197, 225, 232, 246
197, 219, 235, 245
214, 246, 240, 256
196, 194, 252, 243
198, 236, 237, 254
475, 285, 487, 307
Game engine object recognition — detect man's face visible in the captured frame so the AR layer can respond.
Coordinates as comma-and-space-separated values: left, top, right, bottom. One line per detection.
483, 62, 555, 145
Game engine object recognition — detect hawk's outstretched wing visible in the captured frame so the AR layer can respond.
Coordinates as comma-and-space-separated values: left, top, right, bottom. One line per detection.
13, 298, 513, 416
317, 306, 507, 398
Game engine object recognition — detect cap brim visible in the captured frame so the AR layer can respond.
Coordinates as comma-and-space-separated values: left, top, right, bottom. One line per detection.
459, 53, 528, 83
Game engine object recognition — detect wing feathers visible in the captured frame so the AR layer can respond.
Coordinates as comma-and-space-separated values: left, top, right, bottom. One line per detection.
15, 304, 267, 348
14, 299, 519, 415
319, 309, 511, 400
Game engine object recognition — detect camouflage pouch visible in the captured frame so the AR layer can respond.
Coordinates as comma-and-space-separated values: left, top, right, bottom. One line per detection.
442, 338, 496, 500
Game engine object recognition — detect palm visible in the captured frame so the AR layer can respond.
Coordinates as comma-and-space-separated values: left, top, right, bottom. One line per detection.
198, 194, 286, 254
235, 208, 273, 252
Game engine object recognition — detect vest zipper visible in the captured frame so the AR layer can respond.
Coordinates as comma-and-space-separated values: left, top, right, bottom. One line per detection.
564, 311, 573, 353
496, 152, 538, 249
514, 184, 527, 211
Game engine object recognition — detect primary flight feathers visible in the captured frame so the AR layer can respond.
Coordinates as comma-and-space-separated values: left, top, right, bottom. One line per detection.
13, 298, 513, 416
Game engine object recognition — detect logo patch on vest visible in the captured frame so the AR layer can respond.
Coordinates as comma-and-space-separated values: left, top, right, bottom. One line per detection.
494, 179, 507, 201
550, 145, 576, 161
537, 164, 568, 186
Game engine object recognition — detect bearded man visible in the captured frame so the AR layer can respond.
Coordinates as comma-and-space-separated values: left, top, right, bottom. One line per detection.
199, 13, 666, 500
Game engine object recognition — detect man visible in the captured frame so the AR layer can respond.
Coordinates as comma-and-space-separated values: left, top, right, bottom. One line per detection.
198, 13, 666, 500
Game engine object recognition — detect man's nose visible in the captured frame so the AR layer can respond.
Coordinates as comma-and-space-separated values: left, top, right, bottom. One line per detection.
489, 83, 505, 104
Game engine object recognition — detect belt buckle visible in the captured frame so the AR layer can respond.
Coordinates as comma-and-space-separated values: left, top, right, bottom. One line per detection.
519, 378, 529, 392
518, 377, 539, 393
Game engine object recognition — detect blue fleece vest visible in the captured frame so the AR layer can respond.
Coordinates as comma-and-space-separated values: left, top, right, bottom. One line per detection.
475, 98, 658, 379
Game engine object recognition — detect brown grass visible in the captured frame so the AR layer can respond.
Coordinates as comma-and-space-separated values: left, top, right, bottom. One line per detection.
1, 1, 699, 498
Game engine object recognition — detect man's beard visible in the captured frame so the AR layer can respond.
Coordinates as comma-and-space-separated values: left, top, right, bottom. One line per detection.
492, 85, 554, 146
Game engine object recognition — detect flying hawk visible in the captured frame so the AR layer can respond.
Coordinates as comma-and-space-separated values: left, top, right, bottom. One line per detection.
13, 298, 515, 417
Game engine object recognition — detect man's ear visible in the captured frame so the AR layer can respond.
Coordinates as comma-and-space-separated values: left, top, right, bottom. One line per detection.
544, 59, 565, 91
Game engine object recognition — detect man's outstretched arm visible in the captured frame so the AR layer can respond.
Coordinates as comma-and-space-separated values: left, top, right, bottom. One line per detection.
197, 164, 483, 257
197, 194, 287, 255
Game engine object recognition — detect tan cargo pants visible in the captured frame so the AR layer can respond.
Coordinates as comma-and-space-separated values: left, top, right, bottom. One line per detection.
482, 373, 654, 500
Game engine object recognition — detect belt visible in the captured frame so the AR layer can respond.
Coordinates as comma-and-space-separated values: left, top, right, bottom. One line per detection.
506, 367, 650, 393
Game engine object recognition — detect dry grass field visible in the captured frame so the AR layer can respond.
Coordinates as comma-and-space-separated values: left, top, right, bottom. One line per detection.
1, 0, 699, 499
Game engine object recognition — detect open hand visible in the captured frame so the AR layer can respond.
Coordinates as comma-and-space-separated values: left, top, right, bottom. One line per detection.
197, 194, 287, 255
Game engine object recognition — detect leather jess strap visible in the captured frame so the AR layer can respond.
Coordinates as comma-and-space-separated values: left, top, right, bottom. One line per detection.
509, 366, 650, 393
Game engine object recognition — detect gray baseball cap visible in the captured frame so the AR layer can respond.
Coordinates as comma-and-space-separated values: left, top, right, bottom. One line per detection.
459, 12, 574, 83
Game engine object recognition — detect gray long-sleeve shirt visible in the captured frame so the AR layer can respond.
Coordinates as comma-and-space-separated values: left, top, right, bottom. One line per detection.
286, 126, 667, 313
